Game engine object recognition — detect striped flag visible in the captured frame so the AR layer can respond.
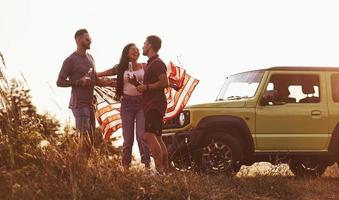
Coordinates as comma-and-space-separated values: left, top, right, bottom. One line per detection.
94, 87, 122, 141
164, 62, 199, 121
94, 62, 199, 141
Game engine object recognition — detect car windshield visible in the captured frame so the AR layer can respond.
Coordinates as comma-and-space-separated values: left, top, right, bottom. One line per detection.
216, 71, 264, 101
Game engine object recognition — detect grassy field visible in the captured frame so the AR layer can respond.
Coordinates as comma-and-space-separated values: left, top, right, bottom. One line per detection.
1, 140, 338, 200
0, 70, 338, 199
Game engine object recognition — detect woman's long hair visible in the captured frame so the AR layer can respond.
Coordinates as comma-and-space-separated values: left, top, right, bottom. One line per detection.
116, 43, 135, 98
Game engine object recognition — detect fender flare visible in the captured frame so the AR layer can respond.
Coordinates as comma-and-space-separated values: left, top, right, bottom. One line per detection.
193, 115, 255, 156
329, 123, 339, 158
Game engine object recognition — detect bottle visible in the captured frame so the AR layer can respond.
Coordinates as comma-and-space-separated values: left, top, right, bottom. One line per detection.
127, 62, 133, 79
127, 62, 140, 87
128, 61, 133, 72
85, 68, 93, 81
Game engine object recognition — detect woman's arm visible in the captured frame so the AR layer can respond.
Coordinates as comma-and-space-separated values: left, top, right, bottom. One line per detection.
96, 77, 117, 87
96, 64, 118, 77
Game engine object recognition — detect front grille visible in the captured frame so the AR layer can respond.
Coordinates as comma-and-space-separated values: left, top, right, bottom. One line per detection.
164, 116, 181, 129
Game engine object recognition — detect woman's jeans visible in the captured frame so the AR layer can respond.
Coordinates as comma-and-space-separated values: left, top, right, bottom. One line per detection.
120, 95, 150, 167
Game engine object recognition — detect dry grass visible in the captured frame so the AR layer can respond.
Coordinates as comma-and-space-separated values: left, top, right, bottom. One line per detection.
0, 138, 338, 200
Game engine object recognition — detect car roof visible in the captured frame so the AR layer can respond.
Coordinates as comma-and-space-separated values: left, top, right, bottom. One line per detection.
228, 66, 339, 78
267, 66, 339, 71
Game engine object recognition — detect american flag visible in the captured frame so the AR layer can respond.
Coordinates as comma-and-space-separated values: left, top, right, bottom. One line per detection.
94, 62, 199, 141
94, 86, 122, 141
164, 62, 199, 121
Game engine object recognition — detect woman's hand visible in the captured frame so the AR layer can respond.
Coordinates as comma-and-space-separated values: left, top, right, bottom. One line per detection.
136, 84, 147, 93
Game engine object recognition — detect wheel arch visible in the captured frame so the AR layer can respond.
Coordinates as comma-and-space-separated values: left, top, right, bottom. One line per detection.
194, 115, 255, 157
329, 123, 339, 158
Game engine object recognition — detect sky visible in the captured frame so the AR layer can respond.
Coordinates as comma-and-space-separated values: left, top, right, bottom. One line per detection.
2, 0, 339, 124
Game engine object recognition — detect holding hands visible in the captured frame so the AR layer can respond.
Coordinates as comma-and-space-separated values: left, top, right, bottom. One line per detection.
136, 84, 147, 93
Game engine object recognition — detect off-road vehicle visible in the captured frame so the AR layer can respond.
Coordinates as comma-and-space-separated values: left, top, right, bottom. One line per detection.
163, 67, 339, 177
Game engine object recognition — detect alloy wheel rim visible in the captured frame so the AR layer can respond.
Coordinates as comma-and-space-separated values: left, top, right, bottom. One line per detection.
202, 140, 233, 172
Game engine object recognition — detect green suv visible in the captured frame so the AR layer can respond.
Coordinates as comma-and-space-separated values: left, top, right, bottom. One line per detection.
163, 67, 339, 177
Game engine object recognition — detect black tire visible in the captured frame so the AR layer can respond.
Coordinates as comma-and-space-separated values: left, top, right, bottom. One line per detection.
199, 133, 244, 175
289, 159, 327, 178
169, 150, 199, 172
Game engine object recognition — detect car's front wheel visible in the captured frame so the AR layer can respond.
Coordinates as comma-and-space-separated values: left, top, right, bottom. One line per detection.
169, 150, 199, 172
199, 133, 243, 175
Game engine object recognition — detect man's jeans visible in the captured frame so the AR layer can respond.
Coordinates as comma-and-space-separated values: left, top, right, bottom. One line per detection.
71, 106, 95, 140
120, 95, 150, 167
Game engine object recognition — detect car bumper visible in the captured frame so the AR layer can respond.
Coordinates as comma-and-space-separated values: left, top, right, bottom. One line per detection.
162, 129, 203, 156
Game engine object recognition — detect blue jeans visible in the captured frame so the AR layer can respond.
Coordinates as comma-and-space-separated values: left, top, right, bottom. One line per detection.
71, 106, 95, 140
120, 95, 150, 167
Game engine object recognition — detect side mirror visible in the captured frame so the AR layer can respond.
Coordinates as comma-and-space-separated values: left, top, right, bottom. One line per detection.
261, 90, 276, 106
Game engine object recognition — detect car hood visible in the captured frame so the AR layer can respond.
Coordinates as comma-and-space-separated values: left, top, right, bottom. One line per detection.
186, 100, 247, 109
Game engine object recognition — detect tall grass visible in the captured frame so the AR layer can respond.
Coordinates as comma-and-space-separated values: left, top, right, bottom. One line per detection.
0, 53, 61, 169
1, 137, 338, 200
0, 51, 9, 112
0, 127, 338, 200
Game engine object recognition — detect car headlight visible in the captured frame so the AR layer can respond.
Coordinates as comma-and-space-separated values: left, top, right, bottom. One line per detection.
163, 110, 190, 129
179, 112, 186, 126
179, 110, 190, 127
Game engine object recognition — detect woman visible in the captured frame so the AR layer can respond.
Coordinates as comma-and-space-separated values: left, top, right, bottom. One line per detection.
97, 43, 150, 169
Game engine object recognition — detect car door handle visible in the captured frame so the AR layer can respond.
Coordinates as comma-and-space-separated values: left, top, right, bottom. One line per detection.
311, 110, 321, 116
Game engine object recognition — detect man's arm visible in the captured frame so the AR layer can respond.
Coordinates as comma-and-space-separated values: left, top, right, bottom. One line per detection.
136, 74, 168, 92
57, 74, 91, 88
148, 74, 168, 90
57, 73, 78, 87
56, 59, 90, 87
56, 59, 74, 87
136, 63, 168, 92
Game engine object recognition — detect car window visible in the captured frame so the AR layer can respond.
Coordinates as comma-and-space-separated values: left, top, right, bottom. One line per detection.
216, 71, 264, 101
331, 74, 339, 102
263, 74, 320, 105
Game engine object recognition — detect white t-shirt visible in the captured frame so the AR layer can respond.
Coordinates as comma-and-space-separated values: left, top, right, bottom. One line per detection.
123, 68, 144, 96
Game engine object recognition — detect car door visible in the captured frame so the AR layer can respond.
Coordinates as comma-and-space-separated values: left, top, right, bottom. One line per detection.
326, 72, 339, 152
255, 71, 329, 152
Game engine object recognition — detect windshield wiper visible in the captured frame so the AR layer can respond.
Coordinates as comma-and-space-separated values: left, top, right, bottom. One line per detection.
226, 95, 249, 100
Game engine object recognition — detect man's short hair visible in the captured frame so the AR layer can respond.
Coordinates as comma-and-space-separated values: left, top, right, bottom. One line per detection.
146, 35, 162, 52
74, 29, 88, 39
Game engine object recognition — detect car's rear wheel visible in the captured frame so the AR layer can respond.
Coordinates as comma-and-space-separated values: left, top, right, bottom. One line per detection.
199, 133, 243, 175
289, 159, 327, 178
